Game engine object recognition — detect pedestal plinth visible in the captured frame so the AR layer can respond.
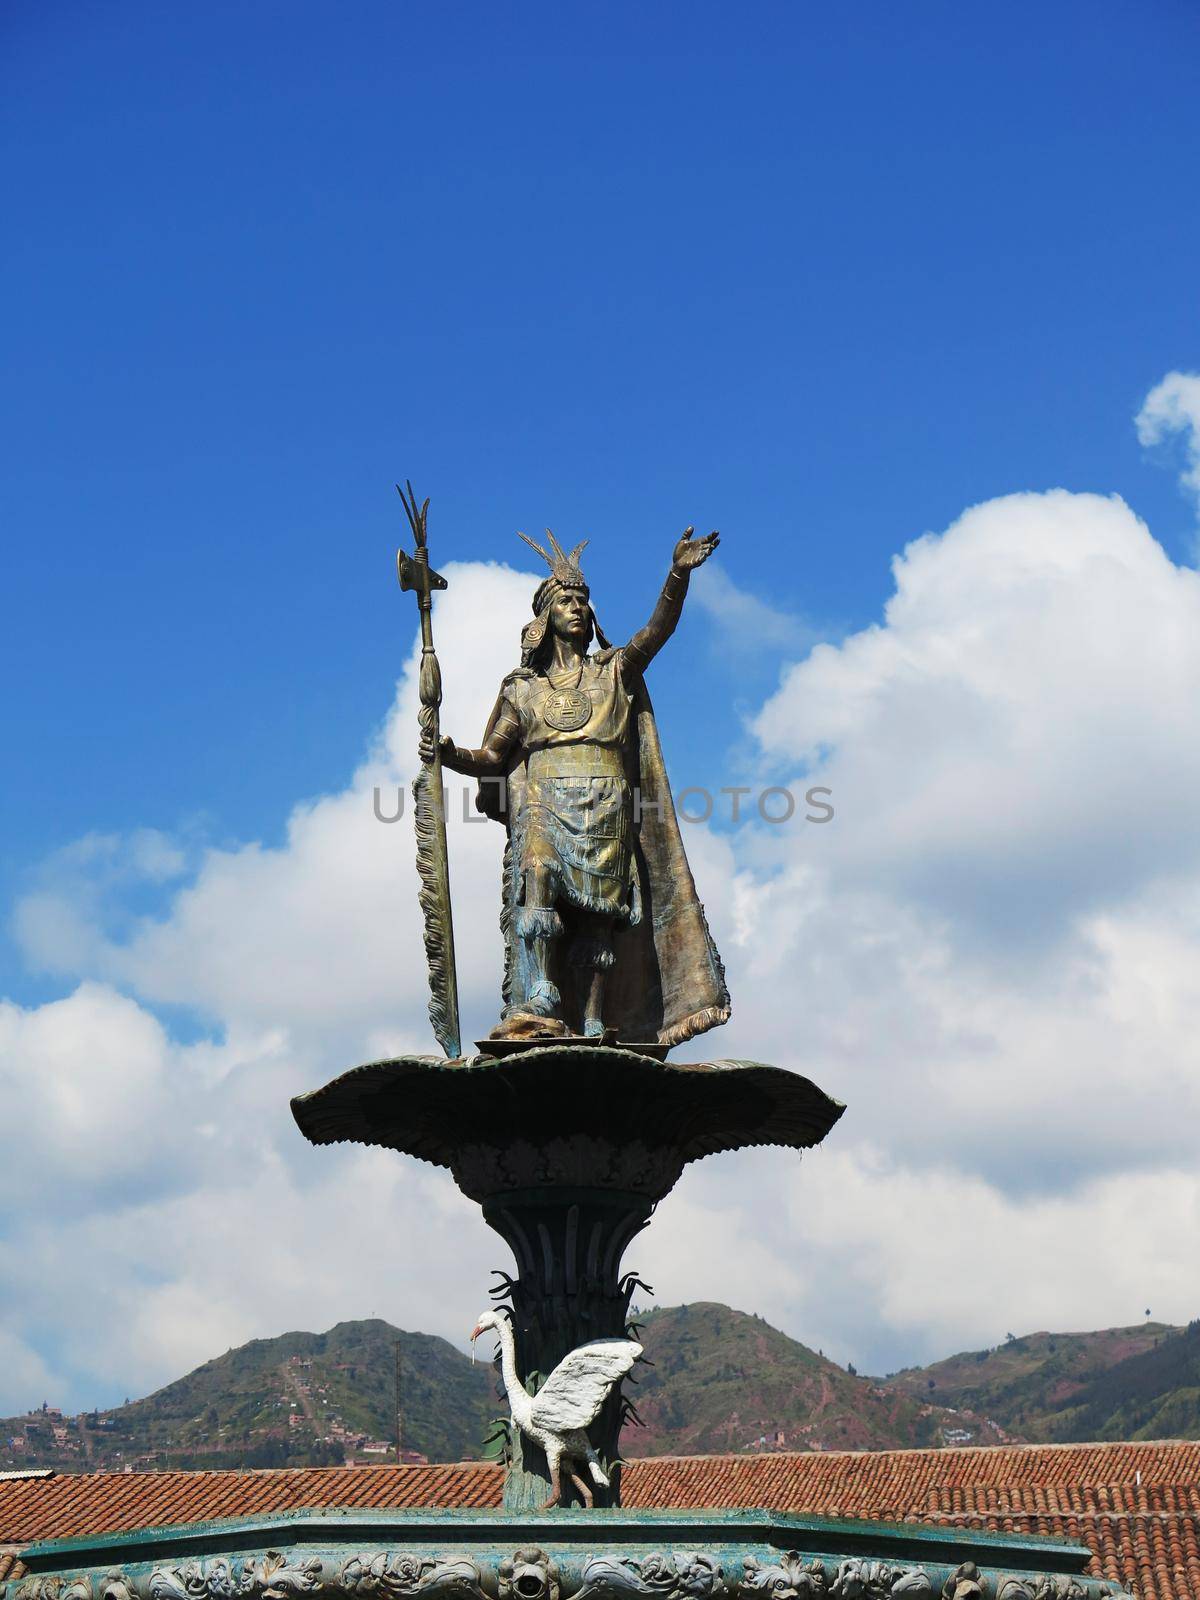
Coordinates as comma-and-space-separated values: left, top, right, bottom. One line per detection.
292, 1046, 844, 1508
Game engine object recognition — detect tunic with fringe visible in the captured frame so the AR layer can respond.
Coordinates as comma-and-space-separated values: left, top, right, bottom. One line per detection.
510, 652, 639, 922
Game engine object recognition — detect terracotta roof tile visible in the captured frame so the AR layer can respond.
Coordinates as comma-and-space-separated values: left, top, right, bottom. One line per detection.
3, 1442, 1198, 1599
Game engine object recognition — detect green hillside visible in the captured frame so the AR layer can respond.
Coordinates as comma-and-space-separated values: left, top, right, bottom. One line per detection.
884, 1322, 1180, 1440
0, 1319, 496, 1474
8, 1305, 1197, 1477
622, 1302, 1010, 1455
1042, 1320, 1200, 1441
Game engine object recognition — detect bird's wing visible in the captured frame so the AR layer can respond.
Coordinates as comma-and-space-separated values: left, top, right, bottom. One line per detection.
529, 1338, 642, 1432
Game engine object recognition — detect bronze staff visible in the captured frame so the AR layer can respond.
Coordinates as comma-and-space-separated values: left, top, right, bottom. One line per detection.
396, 481, 461, 1058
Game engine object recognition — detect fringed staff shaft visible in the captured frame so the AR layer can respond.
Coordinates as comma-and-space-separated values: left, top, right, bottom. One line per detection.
396, 482, 462, 1059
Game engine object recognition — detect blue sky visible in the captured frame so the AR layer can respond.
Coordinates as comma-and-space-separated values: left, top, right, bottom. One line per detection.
5, 2, 1200, 1409
6, 0, 1199, 958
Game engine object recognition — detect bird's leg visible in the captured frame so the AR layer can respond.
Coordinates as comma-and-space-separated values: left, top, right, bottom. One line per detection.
567, 1465, 594, 1508
538, 1449, 563, 1511
584, 1445, 610, 1488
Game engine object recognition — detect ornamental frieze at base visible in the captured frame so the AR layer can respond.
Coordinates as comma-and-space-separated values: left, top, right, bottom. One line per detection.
4, 1510, 1127, 1600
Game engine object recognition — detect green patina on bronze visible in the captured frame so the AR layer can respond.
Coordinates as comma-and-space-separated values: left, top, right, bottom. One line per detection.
6, 1507, 1123, 1600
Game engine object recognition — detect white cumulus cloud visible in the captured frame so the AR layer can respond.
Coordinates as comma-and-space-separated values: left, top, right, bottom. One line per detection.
7, 376, 1200, 1412
1137, 369, 1200, 516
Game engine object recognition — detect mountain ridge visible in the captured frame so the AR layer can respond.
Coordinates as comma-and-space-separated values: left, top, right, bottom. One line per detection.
881, 1320, 1181, 1440
0, 1318, 498, 1475
623, 1303, 1009, 1456
1, 1304, 1189, 1475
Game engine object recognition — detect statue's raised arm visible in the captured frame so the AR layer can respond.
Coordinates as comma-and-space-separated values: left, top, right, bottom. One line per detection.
623, 526, 720, 677
433, 522, 730, 1048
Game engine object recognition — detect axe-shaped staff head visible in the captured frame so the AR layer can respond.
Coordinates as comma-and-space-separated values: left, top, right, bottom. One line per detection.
397, 547, 447, 594
395, 480, 448, 597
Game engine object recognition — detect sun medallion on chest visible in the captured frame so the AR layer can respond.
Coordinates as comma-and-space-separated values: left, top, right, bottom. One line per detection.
542, 660, 594, 732
543, 685, 593, 732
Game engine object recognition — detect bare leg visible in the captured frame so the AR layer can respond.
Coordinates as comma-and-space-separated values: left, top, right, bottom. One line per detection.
569, 914, 615, 1038
517, 865, 562, 1017
582, 966, 607, 1038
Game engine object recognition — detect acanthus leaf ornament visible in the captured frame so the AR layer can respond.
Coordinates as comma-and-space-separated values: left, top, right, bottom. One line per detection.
340, 1555, 485, 1600
942, 1568, 985, 1600
997, 1583, 1088, 1600
339, 1559, 390, 1598
17, 1582, 91, 1600
148, 1570, 192, 1600
252, 1555, 323, 1600
577, 1554, 720, 1600
740, 1553, 827, 1599
147, 1557, 318, 1600
830, 1563, 932, 1600
16, 1581, 62, 1600
202, 1563, 249, 1600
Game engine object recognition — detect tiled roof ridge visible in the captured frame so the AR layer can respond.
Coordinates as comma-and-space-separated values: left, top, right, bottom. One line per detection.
5, 1461, 498, 1487
630, 1438, 1200, 1465
7, 1438, 1199, 1491
926, 1509, 1200, 1523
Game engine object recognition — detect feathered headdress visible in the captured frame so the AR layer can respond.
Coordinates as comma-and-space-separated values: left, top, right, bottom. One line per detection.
516, 528, 589, 592
516, 528, 609, 664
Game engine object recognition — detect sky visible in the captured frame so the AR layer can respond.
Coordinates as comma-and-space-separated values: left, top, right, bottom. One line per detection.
3, 0, 1200, 1415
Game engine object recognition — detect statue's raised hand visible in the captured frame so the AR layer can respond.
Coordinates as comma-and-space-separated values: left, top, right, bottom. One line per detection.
672, 526, 720, 571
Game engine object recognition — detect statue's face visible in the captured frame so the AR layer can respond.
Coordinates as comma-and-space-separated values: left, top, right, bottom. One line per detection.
549, 586, 591, 645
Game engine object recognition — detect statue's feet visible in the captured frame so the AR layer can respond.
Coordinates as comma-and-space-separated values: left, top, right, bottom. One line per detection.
582, 1014, 606, 1039
488, 1011, 571, 1043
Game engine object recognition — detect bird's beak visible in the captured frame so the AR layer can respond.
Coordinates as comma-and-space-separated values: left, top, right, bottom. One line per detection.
470, 1323, 484, 1343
